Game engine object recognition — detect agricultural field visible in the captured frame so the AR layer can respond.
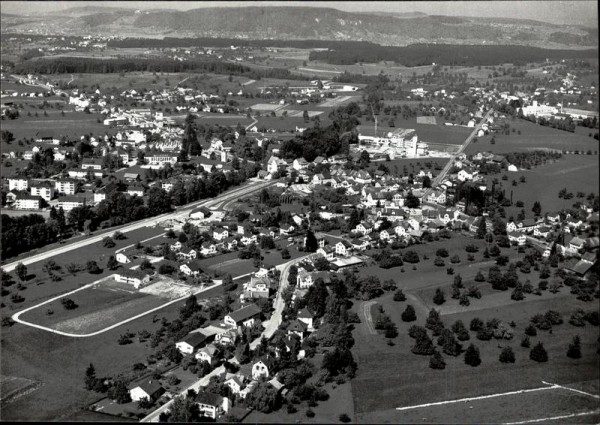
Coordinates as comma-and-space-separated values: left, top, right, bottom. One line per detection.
483, 154, 599, 219
465, 119, 599, 156
357, 117, 472, 145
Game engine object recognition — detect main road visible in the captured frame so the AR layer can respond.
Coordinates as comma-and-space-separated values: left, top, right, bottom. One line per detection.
423, 108, 495, 200
2, 179, 277, 273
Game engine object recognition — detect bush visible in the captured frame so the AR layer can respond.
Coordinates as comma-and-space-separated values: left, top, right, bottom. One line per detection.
403, 251, 420, 263
529, 342, 548, 362
521, 335, 531, 348
566, 335, 582, 359
499, 346, 516, 363
436, 248, 449, 258
525, 324, 537, 336
474, 271, 485, 282
433, 257, 445, 267
306, 409, 315, 418
464, 344, 481, 367
450, 254, 461, 264
393, 289, 406, 302
470, 318, 484, 332
61, 297, 78, 310
476, 326, 493, 341
339, 413, 352, 423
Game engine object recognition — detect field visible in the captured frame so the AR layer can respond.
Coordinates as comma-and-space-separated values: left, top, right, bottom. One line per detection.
1, 111, 114, 141
17, 276, 176, 335
350, 273, 600, 423
483, 154, 599, 219
358, 117, 472, 145
465, 119, 599, 156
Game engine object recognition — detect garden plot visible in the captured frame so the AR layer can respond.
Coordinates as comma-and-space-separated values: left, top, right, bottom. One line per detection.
139, 278, 196, 300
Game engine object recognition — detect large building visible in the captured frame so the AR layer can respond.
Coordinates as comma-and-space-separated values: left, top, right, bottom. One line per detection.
357, 128, 427, 158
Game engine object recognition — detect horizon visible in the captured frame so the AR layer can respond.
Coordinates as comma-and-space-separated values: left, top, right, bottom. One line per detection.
0, 1, 598, 28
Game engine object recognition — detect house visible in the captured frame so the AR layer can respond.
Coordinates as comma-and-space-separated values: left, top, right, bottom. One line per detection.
252, 356, 275, 380
195, 343, 219, 365
293, 158, 309, 170
175, 333, 208, 355
287, 319, 308, 340
180, 259, 203, 277
215, 329, 238, 346
81, 159, 102, 170
200, 242, 217, 256
224, 375, 246, 397
279, 225, 295, 236
55, 179, 76, 195
116, 252, 132, 264
297, 270, 330, 289
57, 196, 86, 212
224, 303, 262, 328
267, 156, 287, 174
508, 231, 527, 246
354, 222, 373, 235
178, 247, 197, 260
316, 246, 335, 261
146, 152, 178, 166
534, 226, 551, 239
506, 221, 518, 232
115, 269, 151, 289
196, 392, 230, 420
189, 206, 211, 220
94, 183, 118, 204
570, 237, 585, 251
30, 181, 55, 201
297, 308, 314, 330
335, 240, 353, 257
8, 177, 28, 191
222, 237, 239, 251
129, 380, 164, 402
14, 194, 42, 210
243, 275, 270, 300
213, 228, 229, 241
127, 184, 145, 197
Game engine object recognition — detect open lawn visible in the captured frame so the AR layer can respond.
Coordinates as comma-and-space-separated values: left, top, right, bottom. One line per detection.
483, 154, 599, 220
1, 111, 115, 140
18, 276, 170, 335
465, 119, 599, 156
198, 251, 257, 278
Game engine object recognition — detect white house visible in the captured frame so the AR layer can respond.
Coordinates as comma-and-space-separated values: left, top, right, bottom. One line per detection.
252, 356, 275, 380
175, 333, 207, 355
224, 303, 262, 329
195, 344, 219, 365
115, 269, 151, 289
8, 177, 29, 191
129, 380, 164, 402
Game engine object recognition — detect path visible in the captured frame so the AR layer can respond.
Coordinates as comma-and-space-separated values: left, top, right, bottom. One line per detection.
361, 300, 377, 335
241, 79, 255, 86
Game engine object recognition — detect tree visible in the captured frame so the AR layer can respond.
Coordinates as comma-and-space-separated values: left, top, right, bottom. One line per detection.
168, 395, 201, 422
451, 320, 470, 341
281, 248, 291, 259
393, 289, 406, 302
566, 335, 581, 359
401, 304, 417, 322
532, 201, 542, 216
108, 379, 131, 404
433, 288, 446, 305
499, 346, 516, 363
246, 381, 281, 413
530, 342, 548, 362
61, 297, 78, 310
140, 259, 154, 271
102, 237, 115, 248
425, 309, 444, 336
106, 255, 119, 270
429, 350, 446, 369
412, 331, 435, 355
305, 229, 318, 253
84, 363, 97, 390
86, 260, 101, 274
15, 263, 27, 282
464, 343, 481, 366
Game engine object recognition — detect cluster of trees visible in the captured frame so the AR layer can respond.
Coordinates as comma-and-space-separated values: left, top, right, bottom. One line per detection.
14, 57, 308, 81
308, 44, 597, 67
1, 214, 59, 259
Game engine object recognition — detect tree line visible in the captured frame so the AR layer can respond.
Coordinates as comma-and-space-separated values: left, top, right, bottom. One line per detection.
309, 44, 598, 67
13, 57, 308, 81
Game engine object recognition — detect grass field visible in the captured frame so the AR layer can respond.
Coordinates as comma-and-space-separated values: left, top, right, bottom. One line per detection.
465, 119, 599, 156
18, 277, 170, 335
484, 154, 599, 219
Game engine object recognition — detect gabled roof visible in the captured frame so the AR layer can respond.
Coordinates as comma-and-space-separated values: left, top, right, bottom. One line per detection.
196, 391, 223, 406
130, 380, 163, 397
226, 303, 262, 324
179, 332, 207, 348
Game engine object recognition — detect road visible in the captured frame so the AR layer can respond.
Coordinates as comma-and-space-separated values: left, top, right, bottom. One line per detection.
1, 179, 278, 273
141, 365, 226, 423
361, 300, 377, 335
250, 254, 310, 350
423, 108, 494, 199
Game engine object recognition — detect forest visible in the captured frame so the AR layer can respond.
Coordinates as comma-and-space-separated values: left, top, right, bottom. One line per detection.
309, 44, 598, 67
12, 57, 308, 80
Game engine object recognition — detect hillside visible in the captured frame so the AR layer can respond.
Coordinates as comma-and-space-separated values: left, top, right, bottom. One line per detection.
1, 6, 597, 49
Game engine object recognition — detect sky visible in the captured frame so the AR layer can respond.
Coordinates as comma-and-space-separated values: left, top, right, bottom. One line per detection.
0, 1, 598, 27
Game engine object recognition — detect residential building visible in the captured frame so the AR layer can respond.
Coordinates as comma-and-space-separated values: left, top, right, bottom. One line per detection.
175, 333, 208, 355
14, 194, 42, 210
55, 179, 76, 195
224, 303, 262, 329
129, 380, 164, 402
30, 181, 55, 202
57, 196, 86, 212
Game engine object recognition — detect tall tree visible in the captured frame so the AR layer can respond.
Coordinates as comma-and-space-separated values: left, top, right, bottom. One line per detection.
15, 263, 27, 281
